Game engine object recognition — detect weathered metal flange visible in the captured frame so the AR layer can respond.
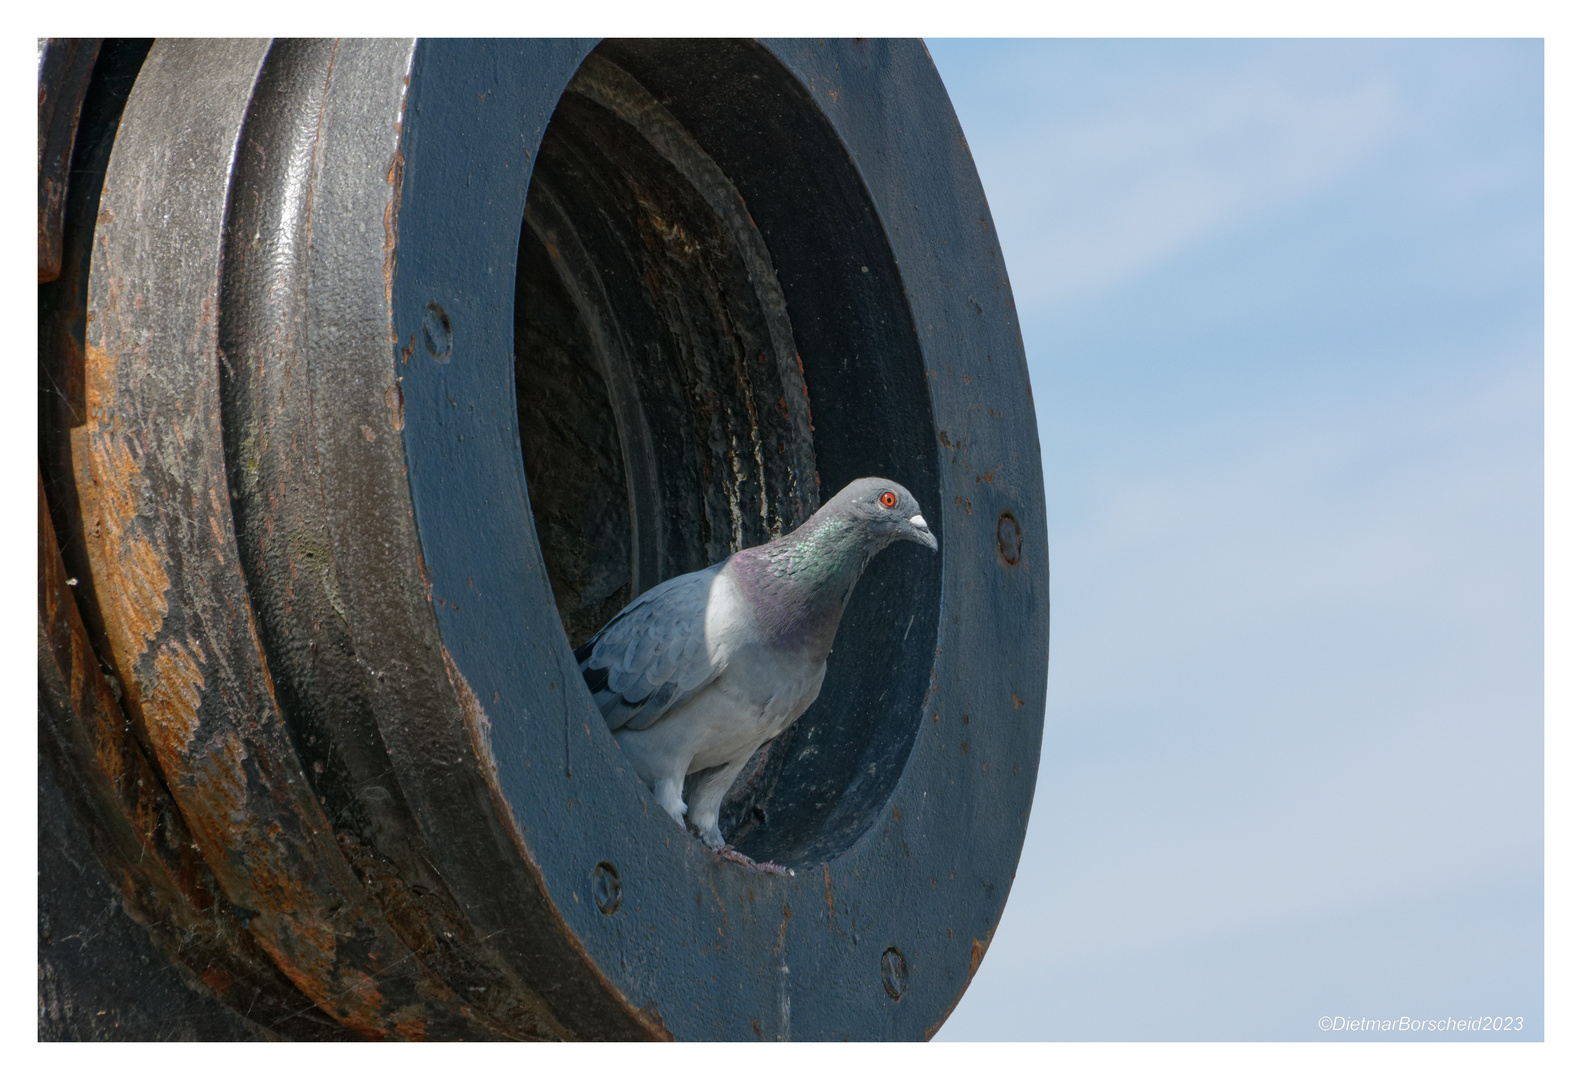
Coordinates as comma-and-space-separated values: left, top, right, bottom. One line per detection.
36, 38, 100, 282
217, 38, 586, 1040
39, 474, 349, 1040
62, 38, 506, 1040
39, 37, 1046, 1041
372, 39, 1046, 1039
41, 39, 350, 1040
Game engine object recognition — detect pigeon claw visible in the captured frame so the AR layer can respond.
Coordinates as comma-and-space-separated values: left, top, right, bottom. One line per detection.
710, 843, 794, 877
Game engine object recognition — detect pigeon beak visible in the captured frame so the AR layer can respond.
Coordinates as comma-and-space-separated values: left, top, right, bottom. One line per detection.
908, 514, 938, 552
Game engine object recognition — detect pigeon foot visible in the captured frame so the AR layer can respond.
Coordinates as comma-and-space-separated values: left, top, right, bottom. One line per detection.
710, 843, 794, 877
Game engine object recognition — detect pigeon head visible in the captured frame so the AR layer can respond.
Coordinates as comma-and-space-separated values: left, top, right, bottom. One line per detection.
727, 476, 937, 649
825, 477, 938, 553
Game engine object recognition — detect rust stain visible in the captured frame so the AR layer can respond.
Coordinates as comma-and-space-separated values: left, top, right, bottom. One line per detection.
823, 865, 835, 920
72, 372, 402, 1035
146, 638, 205, 751
74, 349, 172, 657
334, 964, 389, 1033
793, 353, 814, 429
390, 1004, 428, 1040
174, 728, 347, 1018
40, 469, 370, 1035
207, 484, 230, 563
383, 147, 406, 318
385, 382, 405, 431
925, 928, 997, 1041
968, 933, 992, 979
635, 1002, 669, 1036
177, 733, 332, 961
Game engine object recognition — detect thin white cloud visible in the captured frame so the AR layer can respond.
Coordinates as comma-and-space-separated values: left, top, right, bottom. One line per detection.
974, 57, 1410, 308
942, 44, 1417, 308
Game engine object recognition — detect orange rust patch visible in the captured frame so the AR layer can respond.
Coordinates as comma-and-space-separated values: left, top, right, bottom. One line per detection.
146, 639, 205, 752
823, 865, 835, 920
334, 964, 389, 1033
383, 147, 405, 316
969, 934, 991, 979
390, 1004, 429, 1041
636, 1002, 670, 1038
41, 474, 216, 908
207, 484, 230, 564
73, 350, 172, 658
173, 728, 354, 1026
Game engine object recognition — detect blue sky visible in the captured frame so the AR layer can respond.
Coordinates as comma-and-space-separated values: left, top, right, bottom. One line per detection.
923, 39, 1544, 1041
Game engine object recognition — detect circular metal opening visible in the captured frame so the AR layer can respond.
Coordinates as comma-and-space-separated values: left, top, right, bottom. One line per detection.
514, 42, 941, 869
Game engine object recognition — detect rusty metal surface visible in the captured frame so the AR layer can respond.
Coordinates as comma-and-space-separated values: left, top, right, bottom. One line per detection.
217, 38, 580, 1040
38, 759, 277, 1040
40, 40, 345, 1041
63, 38, 504, 1040
40, 474, 348, 1040
247, 38, 663, 1038
37, 38, 99, 282
38, 37, 1045, 1041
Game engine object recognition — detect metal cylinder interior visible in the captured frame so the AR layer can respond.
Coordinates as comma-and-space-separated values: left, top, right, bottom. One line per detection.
514, 42, 942, 868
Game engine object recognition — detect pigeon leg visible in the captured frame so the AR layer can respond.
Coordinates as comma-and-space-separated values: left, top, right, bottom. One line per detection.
653, 772, 688, 828
684, 747, 758, 849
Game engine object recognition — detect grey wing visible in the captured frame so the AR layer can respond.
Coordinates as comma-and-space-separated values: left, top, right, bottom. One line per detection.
574, 564, 724, 732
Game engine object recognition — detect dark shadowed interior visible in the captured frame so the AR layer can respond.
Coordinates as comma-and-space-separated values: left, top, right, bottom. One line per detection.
513, 40, 941, 868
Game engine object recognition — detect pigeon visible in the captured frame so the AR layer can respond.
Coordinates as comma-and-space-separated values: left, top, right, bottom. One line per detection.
575, 477, 938, 873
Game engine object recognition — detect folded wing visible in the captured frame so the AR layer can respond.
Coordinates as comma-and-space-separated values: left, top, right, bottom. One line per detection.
574, 564, 724, 732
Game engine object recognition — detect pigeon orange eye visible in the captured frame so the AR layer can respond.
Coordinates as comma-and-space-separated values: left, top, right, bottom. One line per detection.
880, 491, 897, 508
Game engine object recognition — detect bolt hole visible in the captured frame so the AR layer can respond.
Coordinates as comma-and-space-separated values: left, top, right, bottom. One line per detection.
592, 860, 622, 915
996, 511, 1021, 566
880, 946, 908, 1000
421, 302, 452, 362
